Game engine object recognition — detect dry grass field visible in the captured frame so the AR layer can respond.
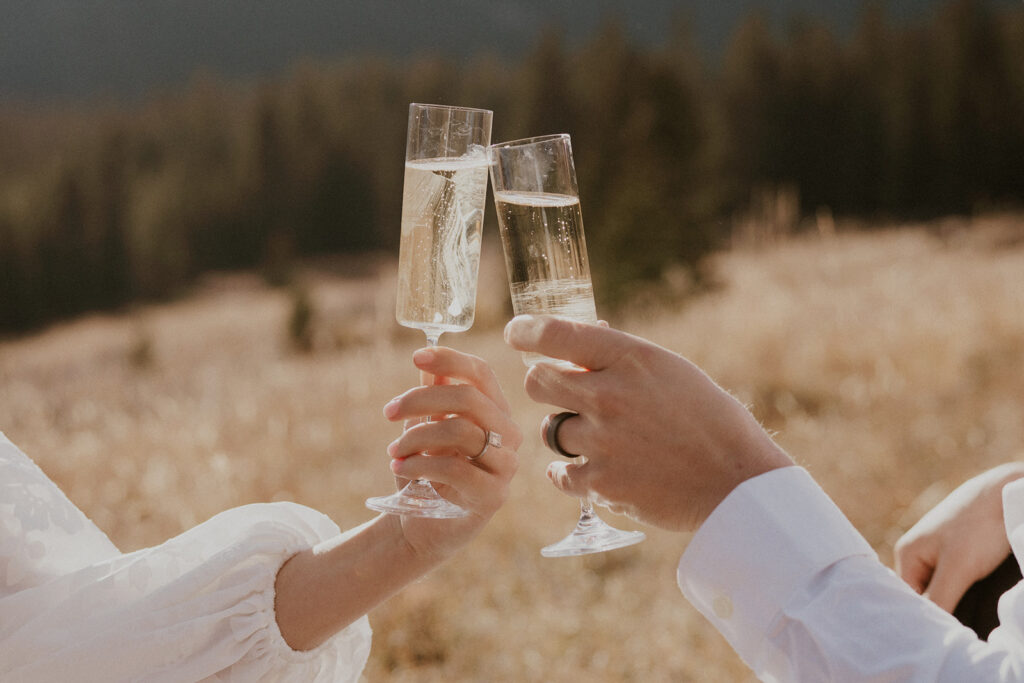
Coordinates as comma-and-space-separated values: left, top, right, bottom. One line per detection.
2, 216, 1023, 681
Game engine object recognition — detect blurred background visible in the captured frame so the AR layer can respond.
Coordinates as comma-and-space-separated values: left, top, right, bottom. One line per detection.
1, 1, 1023, 680
2, 0, 1023, 328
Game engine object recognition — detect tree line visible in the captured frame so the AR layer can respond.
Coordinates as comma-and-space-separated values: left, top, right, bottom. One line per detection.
1, 0, 1022, 332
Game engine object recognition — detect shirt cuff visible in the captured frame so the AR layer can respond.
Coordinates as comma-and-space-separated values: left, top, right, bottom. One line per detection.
677, 466, 875, 670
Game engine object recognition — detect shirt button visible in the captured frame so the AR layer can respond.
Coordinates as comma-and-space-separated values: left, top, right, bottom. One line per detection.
712, 594, 734, 620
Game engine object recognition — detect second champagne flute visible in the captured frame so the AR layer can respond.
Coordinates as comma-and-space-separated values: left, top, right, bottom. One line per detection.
489, 133, 646, 556
366, 103, 492, 518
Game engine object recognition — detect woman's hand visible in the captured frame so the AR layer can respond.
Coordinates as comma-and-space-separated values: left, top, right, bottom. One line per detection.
382, 346, 522, 561
895, 462, 1024, 612
275, 346, 519, 651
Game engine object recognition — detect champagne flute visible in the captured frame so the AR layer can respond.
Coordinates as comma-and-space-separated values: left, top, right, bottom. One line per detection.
366, 103, 492, 518
488, 133, 646, 555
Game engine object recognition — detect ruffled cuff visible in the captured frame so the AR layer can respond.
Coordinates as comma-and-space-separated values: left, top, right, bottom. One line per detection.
224, 509, 374, 682
1, 502, 372, 682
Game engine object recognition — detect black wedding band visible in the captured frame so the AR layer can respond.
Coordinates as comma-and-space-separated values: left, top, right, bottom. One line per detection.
546, 411, 581, 458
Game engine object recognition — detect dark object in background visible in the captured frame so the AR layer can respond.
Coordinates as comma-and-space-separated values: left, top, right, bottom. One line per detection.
953, 554, 1023, 639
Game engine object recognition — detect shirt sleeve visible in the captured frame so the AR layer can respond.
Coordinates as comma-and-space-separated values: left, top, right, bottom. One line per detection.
677, 466, 1024, 682
1, 501, 372, 683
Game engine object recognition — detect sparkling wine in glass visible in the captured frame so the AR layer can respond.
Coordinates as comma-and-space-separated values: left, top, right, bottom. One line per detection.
489, 133, 646, 555
366, 103, 492, 518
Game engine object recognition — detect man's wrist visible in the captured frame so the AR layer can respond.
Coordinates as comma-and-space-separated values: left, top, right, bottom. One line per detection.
678, 467, 875, 667
699, 439, 795, 530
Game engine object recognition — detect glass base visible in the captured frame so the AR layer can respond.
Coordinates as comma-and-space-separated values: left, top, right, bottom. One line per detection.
541, 510, 646, 557
366, 479, 470, 518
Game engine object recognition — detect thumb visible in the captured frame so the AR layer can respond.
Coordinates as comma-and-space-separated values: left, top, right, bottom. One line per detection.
504, 315, 631, 371
547, 460, 591, 498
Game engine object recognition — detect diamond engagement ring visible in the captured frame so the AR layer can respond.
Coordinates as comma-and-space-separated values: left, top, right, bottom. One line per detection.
470, 429, 503, 460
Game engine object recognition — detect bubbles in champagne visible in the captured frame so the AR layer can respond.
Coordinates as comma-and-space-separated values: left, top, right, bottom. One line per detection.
494, 190, 597, 366
508, 278, 595, 319
396, 154, 489, 337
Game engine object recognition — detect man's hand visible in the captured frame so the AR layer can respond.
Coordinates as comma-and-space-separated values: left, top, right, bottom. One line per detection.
895, 462, 1024, 612
504, 314, 793, 532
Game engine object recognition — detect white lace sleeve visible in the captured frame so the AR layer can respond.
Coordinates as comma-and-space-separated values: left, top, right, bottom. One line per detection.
0, 435, 372, 682
0, 432, 121, 597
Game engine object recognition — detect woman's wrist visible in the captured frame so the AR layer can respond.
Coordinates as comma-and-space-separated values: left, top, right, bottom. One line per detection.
376, 510, 454, 568
275, 513, 443, 651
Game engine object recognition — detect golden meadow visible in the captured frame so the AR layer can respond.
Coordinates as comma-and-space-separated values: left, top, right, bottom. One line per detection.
2, 216, 1022, 681
2, 2, 1024, 678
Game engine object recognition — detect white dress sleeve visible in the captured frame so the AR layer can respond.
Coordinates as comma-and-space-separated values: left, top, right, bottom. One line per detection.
0, 433, 372, 682
677, 466, 1024, 682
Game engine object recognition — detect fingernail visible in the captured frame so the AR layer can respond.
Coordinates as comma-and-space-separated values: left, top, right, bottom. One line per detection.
546, 462, 560, 480
383, 400, 400, 419
504, 315, 535, 343
413, 347, 435, 364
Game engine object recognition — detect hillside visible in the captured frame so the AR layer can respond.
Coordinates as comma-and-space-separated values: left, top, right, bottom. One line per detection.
2, 217, 1022, 680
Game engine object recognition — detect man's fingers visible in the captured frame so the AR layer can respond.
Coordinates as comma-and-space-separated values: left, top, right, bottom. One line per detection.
541, 411, 585, 458
894, 534, 940, 595
546, 460, 591, 498
505, 315, 632, 371
895, 552, 933, 595
923, 560, 973, 613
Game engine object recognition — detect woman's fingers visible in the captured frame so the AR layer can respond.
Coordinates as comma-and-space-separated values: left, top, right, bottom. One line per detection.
385, 384, 522, 451
380, 346, 522, 516
389, 417, 503, 463
392, 444, 517, 509
413, 346, 511, 413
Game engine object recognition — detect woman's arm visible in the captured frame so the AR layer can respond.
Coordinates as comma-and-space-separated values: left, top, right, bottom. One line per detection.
274, 346, 521, 651
274, 514, 436, 651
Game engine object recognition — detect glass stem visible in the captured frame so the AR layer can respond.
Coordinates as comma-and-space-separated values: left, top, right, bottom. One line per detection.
577, 452, 596, 521
415, 332, 442, 484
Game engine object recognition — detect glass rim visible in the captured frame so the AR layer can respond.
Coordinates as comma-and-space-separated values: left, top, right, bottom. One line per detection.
489, 133, 570, 150
409, 102, 493, 115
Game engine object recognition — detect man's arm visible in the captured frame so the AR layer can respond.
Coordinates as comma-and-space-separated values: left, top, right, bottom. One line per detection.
895, 463, 1024, 612
681, 467, 1024, 682
504, 315, 1024, 681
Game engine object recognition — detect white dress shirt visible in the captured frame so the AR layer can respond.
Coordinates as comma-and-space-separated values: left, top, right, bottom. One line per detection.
678, 466, 1024, 681
0, 433, 372, 682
